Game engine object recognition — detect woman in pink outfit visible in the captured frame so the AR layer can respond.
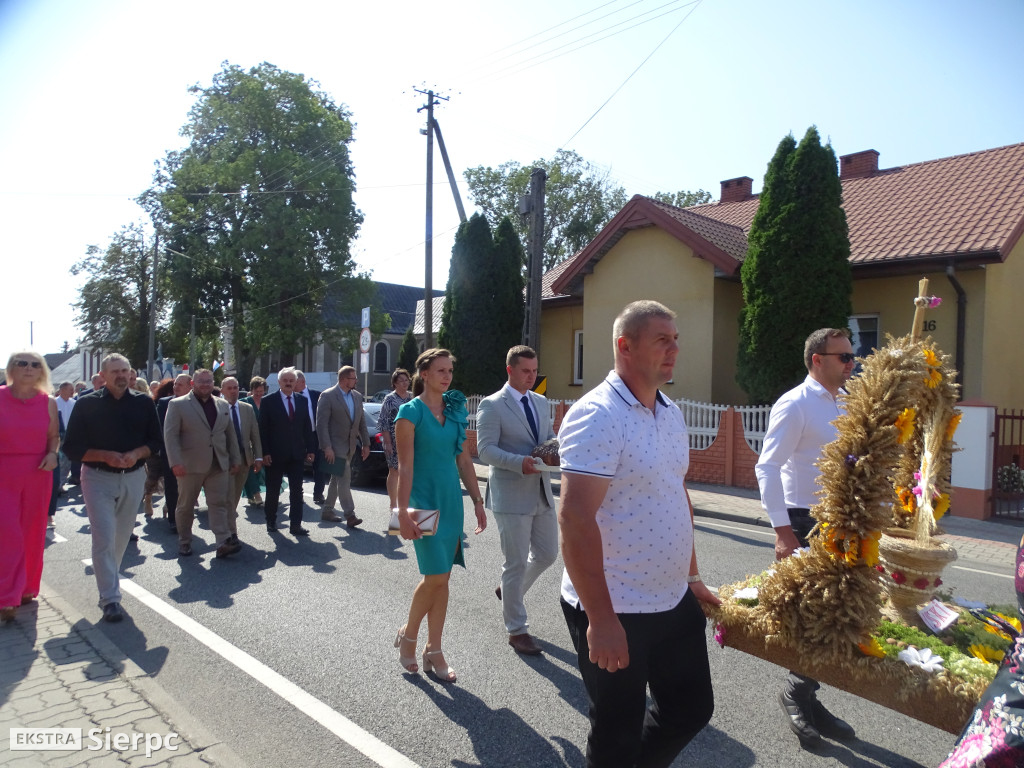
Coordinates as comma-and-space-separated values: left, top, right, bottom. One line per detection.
0, 351, 59, 623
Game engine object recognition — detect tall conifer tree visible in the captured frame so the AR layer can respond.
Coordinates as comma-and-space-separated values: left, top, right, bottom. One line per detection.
737, 127, 852, 403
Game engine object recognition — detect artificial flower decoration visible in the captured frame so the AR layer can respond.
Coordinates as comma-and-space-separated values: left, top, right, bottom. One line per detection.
894, 407, 917, 443
926, 367, 943, 388
713, 624, 726, 648
929, 296, 942, 308
913, 577, 930, 590
896, 486, 916, 513
967, 644, 1004, 664
891, 571, 907, 585
898, 646, 945, 673
933, 494, 950, 520
945, 412, 962, 442
923, 349, 940, 368
860, 530, 881, 567
934, 578, 942, 587
995, 612, 1023, 634
859, 637, 887, 658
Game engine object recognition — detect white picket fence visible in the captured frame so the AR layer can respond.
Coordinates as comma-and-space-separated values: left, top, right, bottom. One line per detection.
465, 394, 770, 454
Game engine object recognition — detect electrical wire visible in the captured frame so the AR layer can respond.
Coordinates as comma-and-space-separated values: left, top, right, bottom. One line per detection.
562, 0, 702, 148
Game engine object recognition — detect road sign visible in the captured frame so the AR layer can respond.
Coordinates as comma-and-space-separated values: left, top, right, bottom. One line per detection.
359, 328, 372, 354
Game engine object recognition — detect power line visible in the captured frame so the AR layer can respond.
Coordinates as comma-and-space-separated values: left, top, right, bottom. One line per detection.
562, 0, 703, 148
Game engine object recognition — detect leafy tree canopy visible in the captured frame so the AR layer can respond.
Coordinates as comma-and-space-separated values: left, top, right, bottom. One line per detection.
438, 213, 525, 395
141, 61, 366, 381
737, 126, 853, 404
71, 224, 172, 370
398, 326, 419, 373
651, 189, 713, 208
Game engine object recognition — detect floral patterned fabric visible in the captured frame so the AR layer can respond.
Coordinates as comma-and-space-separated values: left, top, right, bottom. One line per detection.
939, 542, 1024, 767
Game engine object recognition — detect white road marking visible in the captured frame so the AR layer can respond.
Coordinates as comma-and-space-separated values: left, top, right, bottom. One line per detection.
695, 519, 775, 539
49, 532, 67, 542
83, 559, 420, 768
951, 564, 1014, 580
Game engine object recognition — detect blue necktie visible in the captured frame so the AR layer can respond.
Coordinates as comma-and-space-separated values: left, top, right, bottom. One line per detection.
232, 405, 245, 456
521, 395, 539, 443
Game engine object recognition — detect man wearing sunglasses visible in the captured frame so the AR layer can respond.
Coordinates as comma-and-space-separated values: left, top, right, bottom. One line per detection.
755, 328, 856, 748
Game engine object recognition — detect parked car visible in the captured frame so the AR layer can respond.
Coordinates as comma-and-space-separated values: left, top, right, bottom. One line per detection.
351, 402, 388, 485
368, 389, 391, 403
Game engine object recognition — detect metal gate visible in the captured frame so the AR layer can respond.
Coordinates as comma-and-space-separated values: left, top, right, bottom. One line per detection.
992, 409, 1024, 520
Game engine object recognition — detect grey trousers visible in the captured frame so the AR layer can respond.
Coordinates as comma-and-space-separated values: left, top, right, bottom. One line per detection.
81, 465, 145, 608
323, 457, 355, 516
494, 502, 558, 635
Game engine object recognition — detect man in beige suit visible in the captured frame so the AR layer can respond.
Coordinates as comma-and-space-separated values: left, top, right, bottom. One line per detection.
315, 366, 370, 527
220, 377, 262, 539
164, 368, 242, 558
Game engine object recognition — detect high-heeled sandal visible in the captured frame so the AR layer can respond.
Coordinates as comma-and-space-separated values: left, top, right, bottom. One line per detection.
394, 627, 419, 673
422, 649, 456, 683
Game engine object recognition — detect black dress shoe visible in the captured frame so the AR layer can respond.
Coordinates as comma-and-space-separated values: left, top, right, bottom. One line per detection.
267, 524, 279, 533
102, 603, 123, 623
809, 698, 856, 740
178, 544, 192, 557
291, 527, 310, 536
130, 533, 139, 542
779, 690, 821, 747
495, 586, 502, 601
313, 496, 326, 506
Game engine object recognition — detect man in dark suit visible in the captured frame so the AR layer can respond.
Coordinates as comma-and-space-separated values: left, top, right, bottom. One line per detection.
260, 367, 315, 536
295, 371, 327, 505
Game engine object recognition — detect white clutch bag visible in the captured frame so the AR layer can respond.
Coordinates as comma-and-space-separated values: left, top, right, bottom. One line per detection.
388, 508, 440, 536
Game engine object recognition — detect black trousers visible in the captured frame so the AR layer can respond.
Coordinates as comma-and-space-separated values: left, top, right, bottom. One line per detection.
265, 456, 306, 530
312, 449, 328, 499
161, 459, 179, 524
561, 589, 714, 768
784, 507, 820, 700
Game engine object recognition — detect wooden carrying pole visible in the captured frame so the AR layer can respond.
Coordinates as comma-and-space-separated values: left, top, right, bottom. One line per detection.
911, 277, 930, 341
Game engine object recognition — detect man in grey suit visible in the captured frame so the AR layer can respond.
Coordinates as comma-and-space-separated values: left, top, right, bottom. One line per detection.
315, 366, 370, 527
164, 368, 242, 558
220, 376, 262, 540
477, 345, 558, 655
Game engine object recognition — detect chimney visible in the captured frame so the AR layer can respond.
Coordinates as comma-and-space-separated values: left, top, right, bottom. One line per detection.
720, 176, 753, 203
839, 150, 879, 179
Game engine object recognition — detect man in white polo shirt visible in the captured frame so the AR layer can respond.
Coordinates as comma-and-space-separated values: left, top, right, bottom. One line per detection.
755, 327, 857, 748
558, 300, 719, 768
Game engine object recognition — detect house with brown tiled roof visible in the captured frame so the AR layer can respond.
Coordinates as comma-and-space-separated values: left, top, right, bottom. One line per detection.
538, 141, 1024, 413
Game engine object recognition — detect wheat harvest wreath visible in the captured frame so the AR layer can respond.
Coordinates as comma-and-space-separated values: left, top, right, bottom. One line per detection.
706, 279, 1015, 735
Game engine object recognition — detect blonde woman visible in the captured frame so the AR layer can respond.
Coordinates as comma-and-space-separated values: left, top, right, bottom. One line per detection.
393, 349, 486, 682
0, 351, 59, 622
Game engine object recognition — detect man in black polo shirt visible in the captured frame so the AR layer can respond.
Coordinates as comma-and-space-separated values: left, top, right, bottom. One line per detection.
63, 353, 162, 622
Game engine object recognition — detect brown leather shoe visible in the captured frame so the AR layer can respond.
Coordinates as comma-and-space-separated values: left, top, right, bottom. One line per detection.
321, 513, 344, 523
508, 633, 543, 655
345, 515, 363, 529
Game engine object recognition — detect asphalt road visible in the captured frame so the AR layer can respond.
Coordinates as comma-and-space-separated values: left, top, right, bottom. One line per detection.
39, 480, 1017, 768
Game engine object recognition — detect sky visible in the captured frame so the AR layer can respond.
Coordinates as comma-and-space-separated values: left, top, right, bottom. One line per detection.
1, 0, 1022, 366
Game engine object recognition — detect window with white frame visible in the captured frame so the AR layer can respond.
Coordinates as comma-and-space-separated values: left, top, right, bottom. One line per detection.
573, 330, 584, 385
849, 315, 879, 360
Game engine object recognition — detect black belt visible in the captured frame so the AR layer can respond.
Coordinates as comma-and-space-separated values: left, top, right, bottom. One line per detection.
86, 463, 144, 474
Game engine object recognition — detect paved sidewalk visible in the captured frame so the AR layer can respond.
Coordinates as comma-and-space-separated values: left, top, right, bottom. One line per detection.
0, 583, 242, 767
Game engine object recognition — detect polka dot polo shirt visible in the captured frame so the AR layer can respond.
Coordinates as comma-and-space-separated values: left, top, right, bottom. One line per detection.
559, 371, 693, 614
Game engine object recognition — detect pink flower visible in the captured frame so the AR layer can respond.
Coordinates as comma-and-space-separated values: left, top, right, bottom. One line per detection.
713, 624, 726, 648
929, 297, 942, 308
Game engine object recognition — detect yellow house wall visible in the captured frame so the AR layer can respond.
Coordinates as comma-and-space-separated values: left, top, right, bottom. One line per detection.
712, 279, 745, 404
579, 227, 717, 401
537, 302, 584, 402
981, 238, 1024, 411
850, 268, 987, 401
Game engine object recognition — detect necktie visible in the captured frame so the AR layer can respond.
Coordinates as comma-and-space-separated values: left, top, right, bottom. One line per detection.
521, 395, 539, 443
232, 405, 245, 456
287, 395, 294, 421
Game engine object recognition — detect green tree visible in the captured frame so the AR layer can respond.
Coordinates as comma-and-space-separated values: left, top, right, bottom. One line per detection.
464, 150, 627, 271
651, 189, 714, 208
398, 326, 419, 373
72, 224, 169, 369
737, 127, 853, 404
438, 213, 524, 395
142, 62, 365, 381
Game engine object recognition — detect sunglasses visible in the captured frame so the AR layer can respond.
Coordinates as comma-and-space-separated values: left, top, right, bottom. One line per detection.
14, 359, 42, 368
818, 353, 855, 364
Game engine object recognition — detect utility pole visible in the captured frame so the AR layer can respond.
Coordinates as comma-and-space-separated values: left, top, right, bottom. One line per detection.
189, 314, 196, 373
416, 88, 445, 348
522, 168, 546, 351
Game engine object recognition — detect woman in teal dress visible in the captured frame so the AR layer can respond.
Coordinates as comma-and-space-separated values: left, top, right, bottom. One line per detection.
393, 349, 486, 683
